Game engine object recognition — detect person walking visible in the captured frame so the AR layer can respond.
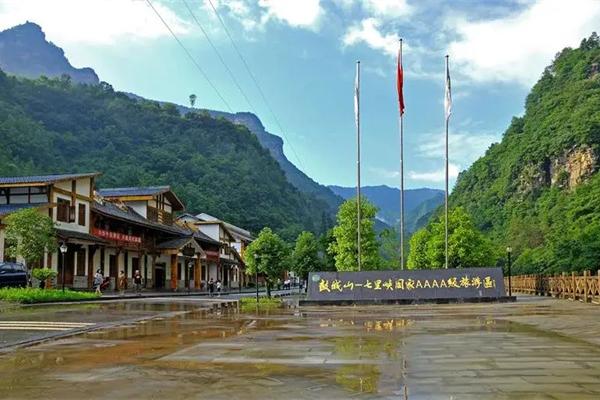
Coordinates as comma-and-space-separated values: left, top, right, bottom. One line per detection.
216, 279, 222, 296
133, 269, 143, 296
208, 278, 214, 297
93, 269, 103, 296
118, 270, 127, 297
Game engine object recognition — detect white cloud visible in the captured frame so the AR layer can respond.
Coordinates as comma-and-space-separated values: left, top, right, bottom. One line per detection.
258, 0, 324, 30
408, 163, 460, 183
208, 0, 261, 31
342, 17, 399, 57
416, 131, 500, 165
447, 0, 600, 86
0, 0, 190, 44
362, 0, 413, 19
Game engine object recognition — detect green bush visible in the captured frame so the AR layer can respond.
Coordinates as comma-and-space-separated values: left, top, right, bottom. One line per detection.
0, 288, 99, 304
239, 296, 282, 311
32, 268, 57, 281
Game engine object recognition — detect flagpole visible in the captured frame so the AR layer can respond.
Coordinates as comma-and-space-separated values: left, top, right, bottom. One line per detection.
356, 60, 362, 272
444, 55, 450, 269
399, 39, 405, 270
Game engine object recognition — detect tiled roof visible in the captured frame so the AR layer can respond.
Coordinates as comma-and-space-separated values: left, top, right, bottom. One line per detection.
156, 237, 194, 250
0, 203, 49, 216
56, 229, 109, 244
192, 230, 221, 246
97, 186, 171, 198
0, 173, 100, 186
93, 200, 191, 236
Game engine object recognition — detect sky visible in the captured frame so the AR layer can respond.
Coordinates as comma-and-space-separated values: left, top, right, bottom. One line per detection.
0, 0, 599, 190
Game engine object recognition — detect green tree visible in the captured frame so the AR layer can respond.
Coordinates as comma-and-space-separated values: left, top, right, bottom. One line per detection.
318, 229, 337, 271
378, 228, 403, 270
291, 231, 321, 280
408, 207, 497, 269
328, 196, 381, 271
4, 208, 56, 270
244, 227, 290, 297
189, 93, 197, 108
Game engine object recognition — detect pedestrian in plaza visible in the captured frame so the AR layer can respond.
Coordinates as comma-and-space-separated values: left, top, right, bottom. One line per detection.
216, 279, 222, 296
118, 270, 127, 297
133, 269, 143, 296
93, 269, 104, 296
208, 278, 214, 297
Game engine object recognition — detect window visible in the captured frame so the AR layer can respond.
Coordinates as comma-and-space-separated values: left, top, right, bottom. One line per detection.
57, 198, 70, 222
78, 203, 86, 226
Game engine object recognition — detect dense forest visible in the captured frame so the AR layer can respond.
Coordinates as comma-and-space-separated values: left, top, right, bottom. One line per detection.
0, 70, 334, 240
449, 33, 600, 274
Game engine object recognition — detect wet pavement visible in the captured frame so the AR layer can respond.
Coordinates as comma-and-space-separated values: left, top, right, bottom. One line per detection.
1, 296, 600, 399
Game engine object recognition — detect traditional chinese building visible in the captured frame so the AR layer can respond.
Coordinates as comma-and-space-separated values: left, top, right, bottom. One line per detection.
177, 213, 249, 289
94, 186, 210, 290
0, 173, 107, 288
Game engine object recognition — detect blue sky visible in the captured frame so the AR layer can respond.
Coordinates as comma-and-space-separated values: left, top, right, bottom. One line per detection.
1, 0, 599, 189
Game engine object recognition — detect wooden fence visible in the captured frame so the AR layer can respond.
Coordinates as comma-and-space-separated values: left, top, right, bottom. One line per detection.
505, 271, 600, 303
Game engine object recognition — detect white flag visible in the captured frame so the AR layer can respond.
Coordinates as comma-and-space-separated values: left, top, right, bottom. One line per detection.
444, 56, 452, 120
354, 62, 360, 127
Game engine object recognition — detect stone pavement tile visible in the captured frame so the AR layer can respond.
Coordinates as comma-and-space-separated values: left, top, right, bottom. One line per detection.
550, 393, 600, 400
525, 375, 600, 384
494, 382, 589, 393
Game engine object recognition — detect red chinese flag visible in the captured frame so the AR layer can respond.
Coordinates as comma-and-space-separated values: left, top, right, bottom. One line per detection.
397, 46, 405, 115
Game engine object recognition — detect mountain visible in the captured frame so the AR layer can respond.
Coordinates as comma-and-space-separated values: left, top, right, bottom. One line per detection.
0, 69, 335, 240
329, 185, 443, 232
172, 106, 344, 212
448, 33, 600, 274
0, 22, 98, 84
0, 22, 343, 215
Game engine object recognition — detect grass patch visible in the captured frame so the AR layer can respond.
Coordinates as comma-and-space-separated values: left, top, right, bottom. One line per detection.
0, 288, 100, 304
239, 297, 283, 311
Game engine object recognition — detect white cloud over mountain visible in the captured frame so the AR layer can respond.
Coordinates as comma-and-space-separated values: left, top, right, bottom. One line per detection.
0, 0, 190, 44
447, 0, 600, 86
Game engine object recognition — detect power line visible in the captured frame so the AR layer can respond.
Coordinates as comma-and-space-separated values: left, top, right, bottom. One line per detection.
145, 0, 233, 112
182, 0, 256, 114
205, 0, 306, 172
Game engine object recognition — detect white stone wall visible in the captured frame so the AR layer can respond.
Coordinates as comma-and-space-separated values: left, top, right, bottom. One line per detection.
127, 201, 148, 218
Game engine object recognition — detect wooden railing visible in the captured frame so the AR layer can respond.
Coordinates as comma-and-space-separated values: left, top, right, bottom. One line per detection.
506, 271, 600, 303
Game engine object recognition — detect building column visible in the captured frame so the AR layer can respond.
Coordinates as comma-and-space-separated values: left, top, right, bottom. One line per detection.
170, 254, 178, 291
194, 258, 201, 289
87, 245, 97, 289
143, 253, 148, 288
151, 254, 157, 289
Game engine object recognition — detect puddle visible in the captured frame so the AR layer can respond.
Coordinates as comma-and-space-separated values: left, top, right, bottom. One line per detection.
1, 302, 600, 398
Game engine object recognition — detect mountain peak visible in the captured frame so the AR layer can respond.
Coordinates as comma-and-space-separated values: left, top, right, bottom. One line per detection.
0, 22, 99, 84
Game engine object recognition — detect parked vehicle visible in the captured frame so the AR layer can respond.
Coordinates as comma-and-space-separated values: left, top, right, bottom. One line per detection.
0, 262, 28, 288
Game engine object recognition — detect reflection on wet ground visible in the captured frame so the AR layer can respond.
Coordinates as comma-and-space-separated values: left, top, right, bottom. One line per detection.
2, 297, 600, 399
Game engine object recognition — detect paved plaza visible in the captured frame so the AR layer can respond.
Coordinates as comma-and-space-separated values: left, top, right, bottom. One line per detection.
1, 296, 600, 399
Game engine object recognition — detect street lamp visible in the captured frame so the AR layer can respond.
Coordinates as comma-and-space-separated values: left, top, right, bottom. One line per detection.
506, 247, 512, 297
59, 242, 68, 292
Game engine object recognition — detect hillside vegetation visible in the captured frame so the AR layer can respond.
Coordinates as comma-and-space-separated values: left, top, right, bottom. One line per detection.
0, 70, 332, 239
449, 33, 600, 273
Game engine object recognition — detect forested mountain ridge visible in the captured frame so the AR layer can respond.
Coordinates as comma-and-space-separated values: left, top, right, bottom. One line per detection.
0, 22, 343, 215
174, 105, 344, 212
449, 33, 600, 273
0, 70, 333, 240
329, 185, 443, 233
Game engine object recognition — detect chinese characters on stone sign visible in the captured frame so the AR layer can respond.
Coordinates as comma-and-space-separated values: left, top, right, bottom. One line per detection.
318, 275, 497, 293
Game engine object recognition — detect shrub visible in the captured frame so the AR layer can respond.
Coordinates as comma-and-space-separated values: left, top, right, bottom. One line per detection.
239, 296, 282, 311
31, 268, 57, 288
0, 288, 99, 304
